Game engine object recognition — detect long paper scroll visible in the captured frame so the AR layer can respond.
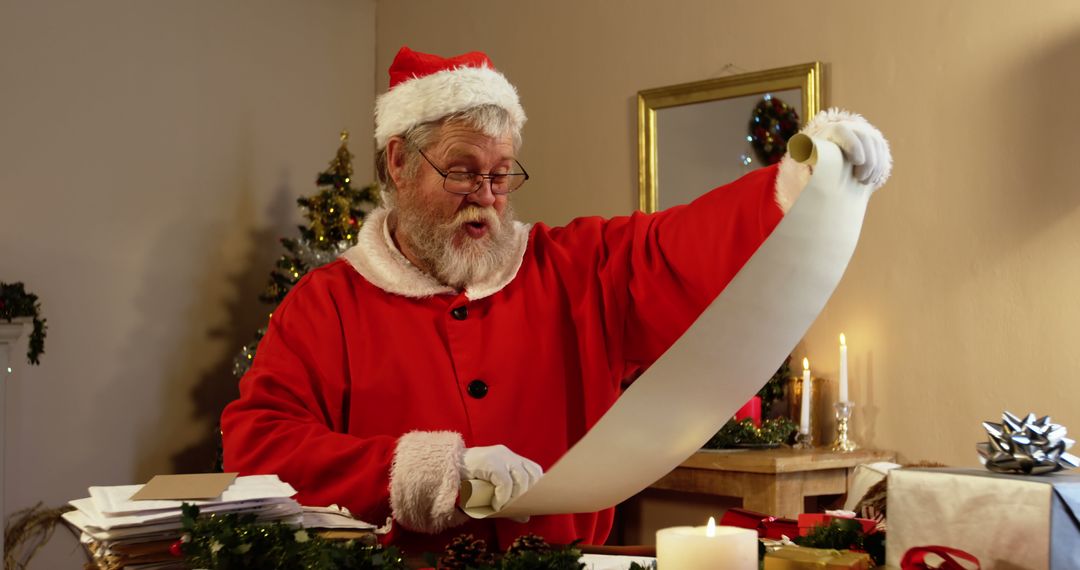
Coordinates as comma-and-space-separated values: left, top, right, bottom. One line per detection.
461, 135, 871, 518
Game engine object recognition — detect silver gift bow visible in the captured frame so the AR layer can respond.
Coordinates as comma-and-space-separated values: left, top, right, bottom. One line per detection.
977, 411, 1080, 475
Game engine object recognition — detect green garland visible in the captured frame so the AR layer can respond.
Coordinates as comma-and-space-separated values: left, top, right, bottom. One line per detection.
794, 518, 885, 567
179, 504, 651, 570
428, 542, 585, 570
705, 417, 797, 449
179, 504, 407, 569
757, 356, 791, 416
0, 282, 47, 365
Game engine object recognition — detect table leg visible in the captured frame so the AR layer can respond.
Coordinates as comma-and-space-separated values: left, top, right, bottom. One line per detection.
741, 473, 805, 518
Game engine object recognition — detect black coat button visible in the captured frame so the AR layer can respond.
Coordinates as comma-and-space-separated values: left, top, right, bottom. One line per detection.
467, 379, 488, 399
451, 306, 468, 320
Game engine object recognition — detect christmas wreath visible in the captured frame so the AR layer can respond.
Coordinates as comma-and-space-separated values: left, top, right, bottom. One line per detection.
748, 94, 800, 166
0, 282, 47, 365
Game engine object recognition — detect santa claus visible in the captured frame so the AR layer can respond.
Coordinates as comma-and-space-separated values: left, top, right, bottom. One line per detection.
221, 46, 891, 555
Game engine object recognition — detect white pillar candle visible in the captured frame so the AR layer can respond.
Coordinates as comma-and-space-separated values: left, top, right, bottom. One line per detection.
656, 518, 757, 570
800, 358, 811, 434
839, 333, 848, 403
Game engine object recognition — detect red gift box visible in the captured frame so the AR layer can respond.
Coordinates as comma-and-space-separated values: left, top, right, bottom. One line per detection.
720, 508, 799, 540
797, 513, 877, 537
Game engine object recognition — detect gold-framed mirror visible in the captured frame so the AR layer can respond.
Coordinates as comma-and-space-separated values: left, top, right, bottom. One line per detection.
638, 63, 823, 212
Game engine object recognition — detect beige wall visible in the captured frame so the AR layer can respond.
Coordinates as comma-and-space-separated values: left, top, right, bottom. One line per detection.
1, 1, 375, 565
377, 0, 1080, 468
4, 0, 1080, 561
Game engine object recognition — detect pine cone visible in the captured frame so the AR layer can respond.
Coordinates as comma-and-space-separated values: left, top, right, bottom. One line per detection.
505, 533, 550, 557
439, 534, 495, 569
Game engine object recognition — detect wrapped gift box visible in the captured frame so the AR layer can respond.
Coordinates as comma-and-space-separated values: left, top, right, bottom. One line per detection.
764, 545, 872, 569
797, 513, 877, 537
721, 508, 800, 539
887, 468, 1080, 569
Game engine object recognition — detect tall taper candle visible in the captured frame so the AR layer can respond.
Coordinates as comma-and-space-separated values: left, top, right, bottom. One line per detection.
839, 333, 849, 402
800, 358, 811, 434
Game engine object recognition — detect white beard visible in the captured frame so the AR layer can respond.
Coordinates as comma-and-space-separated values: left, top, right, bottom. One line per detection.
389, 191, 518, 290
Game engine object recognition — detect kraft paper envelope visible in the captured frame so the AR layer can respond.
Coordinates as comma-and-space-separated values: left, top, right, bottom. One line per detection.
462, 135, 872, 518
130, 473, 238, 501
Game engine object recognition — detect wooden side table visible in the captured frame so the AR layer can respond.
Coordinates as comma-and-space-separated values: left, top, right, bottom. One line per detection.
648, 447, 895, 518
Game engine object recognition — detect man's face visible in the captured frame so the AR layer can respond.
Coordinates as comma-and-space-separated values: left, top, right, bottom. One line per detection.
391, 122, 520, 288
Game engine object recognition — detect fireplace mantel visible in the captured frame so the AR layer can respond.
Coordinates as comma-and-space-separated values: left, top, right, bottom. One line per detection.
0, 318, 30, 345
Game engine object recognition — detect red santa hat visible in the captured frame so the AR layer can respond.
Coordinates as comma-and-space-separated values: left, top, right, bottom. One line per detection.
374, 46, 527, 149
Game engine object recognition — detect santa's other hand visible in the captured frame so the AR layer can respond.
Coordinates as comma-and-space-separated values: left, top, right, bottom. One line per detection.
803, 108, 892, 190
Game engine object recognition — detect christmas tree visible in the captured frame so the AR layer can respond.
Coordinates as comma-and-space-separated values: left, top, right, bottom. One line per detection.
232, 131, 377, 378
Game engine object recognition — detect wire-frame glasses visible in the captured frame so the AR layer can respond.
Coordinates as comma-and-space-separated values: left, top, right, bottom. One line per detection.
417, 148, 529, 195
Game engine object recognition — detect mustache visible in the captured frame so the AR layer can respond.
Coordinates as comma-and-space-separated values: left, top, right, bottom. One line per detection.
450, 206, 501, 230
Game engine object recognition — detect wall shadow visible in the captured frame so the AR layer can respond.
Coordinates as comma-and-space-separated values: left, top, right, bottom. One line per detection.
168, 176, 298, 474
994, 31, 1080, 240
112, 168, 299, 483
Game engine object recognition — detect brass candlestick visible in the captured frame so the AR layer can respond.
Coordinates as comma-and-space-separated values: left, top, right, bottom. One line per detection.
831, 401, 858, 452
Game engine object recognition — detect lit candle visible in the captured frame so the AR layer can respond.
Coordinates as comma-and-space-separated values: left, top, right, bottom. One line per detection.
839, 333, 849, 403
656, 517, 757, 570
800, 358, 811, 434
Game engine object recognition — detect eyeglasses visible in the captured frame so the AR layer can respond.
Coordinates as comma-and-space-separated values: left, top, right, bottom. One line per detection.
417, 148, 529, 195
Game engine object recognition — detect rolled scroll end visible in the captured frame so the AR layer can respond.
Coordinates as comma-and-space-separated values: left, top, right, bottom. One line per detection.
788, 133, 817, 165
459, 479, 496, 519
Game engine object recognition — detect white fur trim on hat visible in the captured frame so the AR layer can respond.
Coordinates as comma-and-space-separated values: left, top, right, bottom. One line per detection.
375, 66, 527, 149
340, 206, 531, 301
390, 431, 469, 534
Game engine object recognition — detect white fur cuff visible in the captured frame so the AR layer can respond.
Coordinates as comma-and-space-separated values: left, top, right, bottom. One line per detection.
774, 107, 892, 212
800, 108, 892, 189
390, 431, 470, 534
774, 153, 811, 214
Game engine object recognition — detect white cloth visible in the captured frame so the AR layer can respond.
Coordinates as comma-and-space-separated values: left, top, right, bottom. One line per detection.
842, 461, 900, 511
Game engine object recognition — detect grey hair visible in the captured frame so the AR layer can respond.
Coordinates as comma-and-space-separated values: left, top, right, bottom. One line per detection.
375, 104, 523, 201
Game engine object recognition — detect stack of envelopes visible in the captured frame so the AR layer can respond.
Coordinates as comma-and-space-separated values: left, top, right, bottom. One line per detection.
63, 474, 301, 570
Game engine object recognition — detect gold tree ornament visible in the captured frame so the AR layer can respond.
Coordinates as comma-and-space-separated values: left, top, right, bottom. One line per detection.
330, 130, 354, 177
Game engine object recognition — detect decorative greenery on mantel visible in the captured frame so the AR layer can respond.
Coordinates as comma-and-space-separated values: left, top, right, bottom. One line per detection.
0, 282, 47, 365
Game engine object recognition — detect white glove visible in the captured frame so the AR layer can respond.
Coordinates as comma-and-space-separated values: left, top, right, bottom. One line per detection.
806, 108, 892, 189
461, 445, 543, 513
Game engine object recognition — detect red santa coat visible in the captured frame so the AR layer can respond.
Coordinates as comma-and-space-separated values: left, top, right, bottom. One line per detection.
221, 163, 789, 555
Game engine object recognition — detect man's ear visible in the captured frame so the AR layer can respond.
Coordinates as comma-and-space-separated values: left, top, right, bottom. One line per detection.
386, 136, 408, 190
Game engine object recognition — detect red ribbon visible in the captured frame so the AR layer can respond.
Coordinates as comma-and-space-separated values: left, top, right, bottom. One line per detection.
901, 546, 980, 570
